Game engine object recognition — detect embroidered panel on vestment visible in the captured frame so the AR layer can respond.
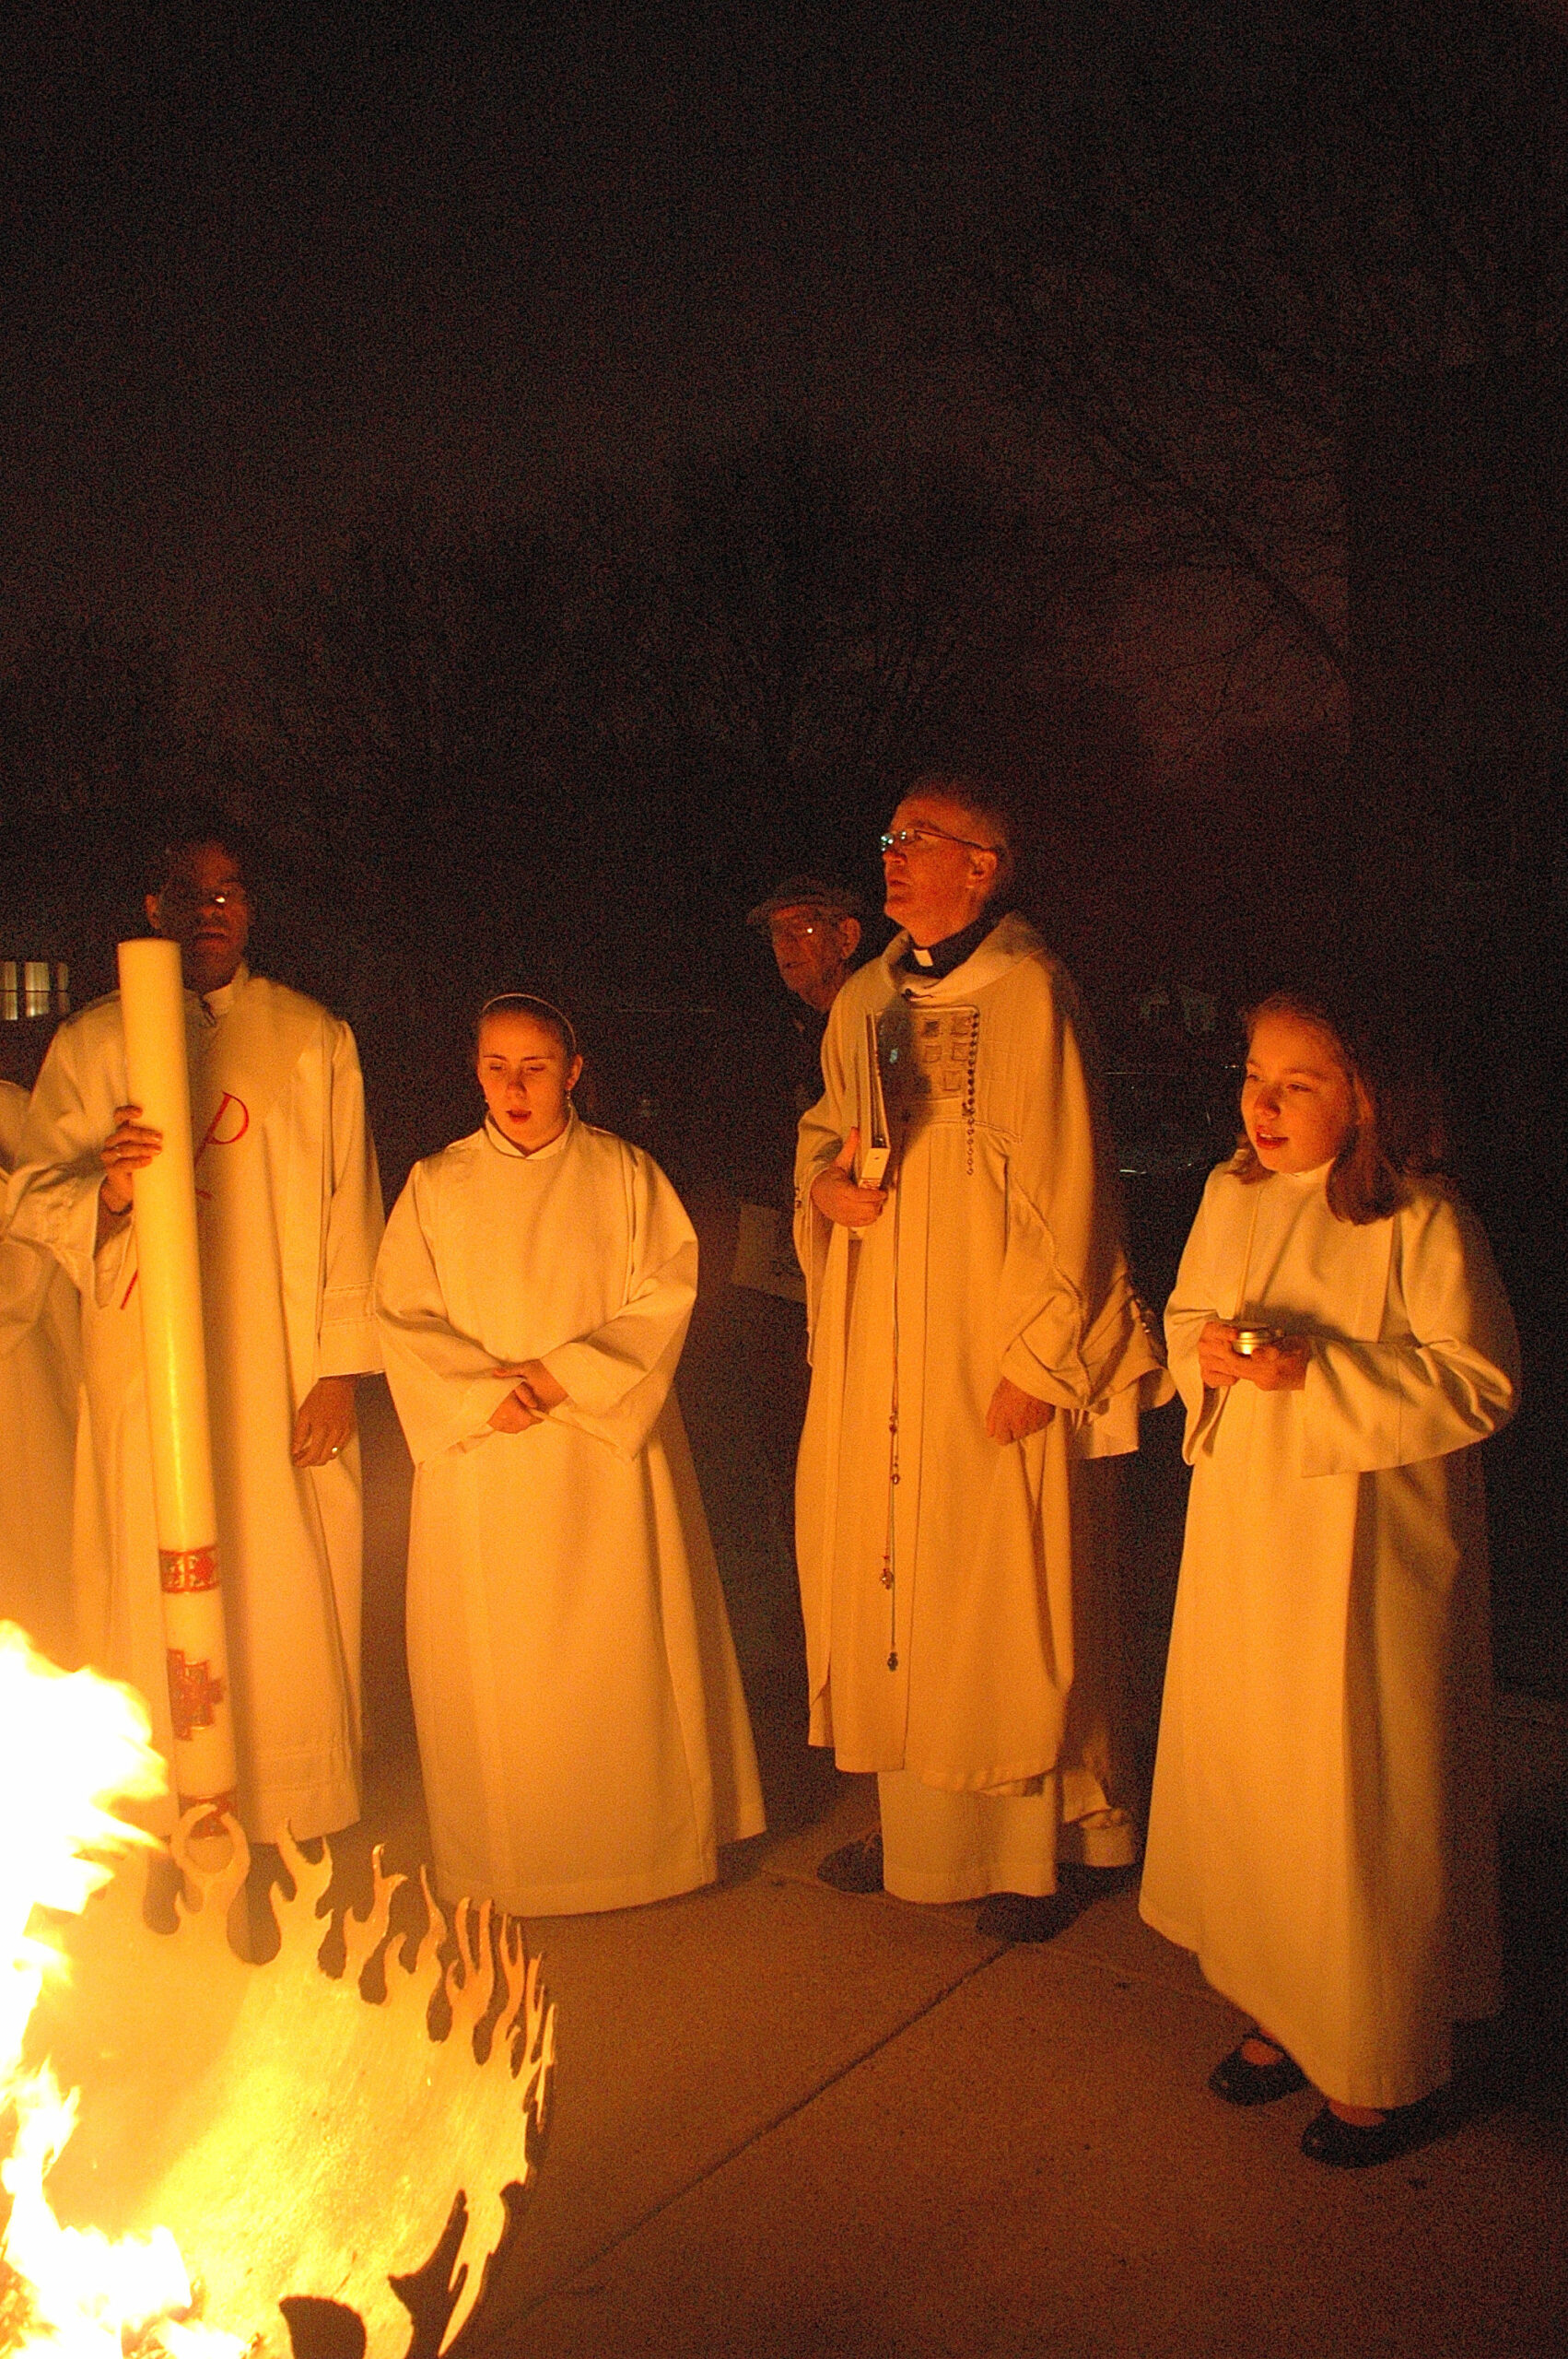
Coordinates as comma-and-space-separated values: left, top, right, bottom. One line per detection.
902, 1005, 979, 1100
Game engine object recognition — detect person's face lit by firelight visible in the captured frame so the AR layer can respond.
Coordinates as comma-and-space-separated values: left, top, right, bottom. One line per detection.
146, 841, 252, 996
1241, 1011, 1361, 1175
766, 904, 861, 1013
881, 793, 1001, 948
476, 1011, 584, 1155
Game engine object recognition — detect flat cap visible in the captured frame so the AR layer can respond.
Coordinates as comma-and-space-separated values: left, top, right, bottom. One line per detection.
746, 874, 866, 928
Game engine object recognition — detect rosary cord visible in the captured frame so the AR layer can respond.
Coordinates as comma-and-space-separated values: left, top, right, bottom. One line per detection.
882, 1124, 903, 1672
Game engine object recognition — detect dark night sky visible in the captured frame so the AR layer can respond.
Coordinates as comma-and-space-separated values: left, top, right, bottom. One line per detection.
7, 3, 1565, 860
10, 0, 1560, 1021
1, 2, 1054, 664
4, 0, 1562, 746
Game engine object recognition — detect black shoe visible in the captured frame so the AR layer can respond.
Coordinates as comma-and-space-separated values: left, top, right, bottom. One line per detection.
975, 1889, 1081, 1943
1300, 2099, 1435, 2168
1058, 1859, 1139, 1899
1208, 2038, 1309, 2107
816, 1831, 884, 1893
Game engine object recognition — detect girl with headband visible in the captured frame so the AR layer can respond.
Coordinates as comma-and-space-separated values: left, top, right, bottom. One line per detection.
374, 992, 764, 1915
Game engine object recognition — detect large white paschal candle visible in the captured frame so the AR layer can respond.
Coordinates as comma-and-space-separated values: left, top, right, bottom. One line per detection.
116, 935, 238, 1833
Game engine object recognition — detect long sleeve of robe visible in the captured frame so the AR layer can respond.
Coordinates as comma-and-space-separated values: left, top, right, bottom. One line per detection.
792, 911, 1170, 1807
374, 1114, 765, 1918
6, 968, 384, 1841
1141, 1161, 1519, 2109
0, 1080, 81, 1665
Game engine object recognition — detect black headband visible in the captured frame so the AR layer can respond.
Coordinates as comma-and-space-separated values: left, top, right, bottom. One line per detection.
478, 993, 579, 1060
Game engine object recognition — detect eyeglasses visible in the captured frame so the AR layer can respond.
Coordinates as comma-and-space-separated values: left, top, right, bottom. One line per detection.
158, 885, 249, 916
768, 919, 828, 943
880, 825, 996, 856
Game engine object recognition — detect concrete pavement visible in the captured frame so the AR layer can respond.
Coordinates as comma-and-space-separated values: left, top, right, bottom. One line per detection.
335, 1750, 1566, 2359
345, 1380, 1566, 2359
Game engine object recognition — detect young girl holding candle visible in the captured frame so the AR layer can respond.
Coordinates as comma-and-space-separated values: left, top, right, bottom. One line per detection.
374, 995, 764, 1917
1140, 992, 1519, 2165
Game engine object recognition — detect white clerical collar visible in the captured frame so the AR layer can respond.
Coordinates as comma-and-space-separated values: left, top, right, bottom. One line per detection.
884, 910, 1043, 1003
197, 961, 250, 1025
483, 1107, 579, 1163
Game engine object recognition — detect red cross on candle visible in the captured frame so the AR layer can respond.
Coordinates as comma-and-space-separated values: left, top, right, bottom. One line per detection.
167, 1649, 227, 1741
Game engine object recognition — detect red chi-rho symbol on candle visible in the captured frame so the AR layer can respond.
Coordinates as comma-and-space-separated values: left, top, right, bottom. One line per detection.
167, 1649, 227, 1741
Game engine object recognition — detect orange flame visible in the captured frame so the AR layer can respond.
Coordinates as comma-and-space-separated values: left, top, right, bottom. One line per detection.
0, 1621, 243, 2357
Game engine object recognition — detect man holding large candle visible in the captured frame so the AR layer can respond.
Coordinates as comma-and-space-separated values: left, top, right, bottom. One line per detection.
6, 831, 384, 1843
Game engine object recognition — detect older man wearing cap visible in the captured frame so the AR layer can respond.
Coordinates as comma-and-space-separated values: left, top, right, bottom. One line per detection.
749, 877, 865, 1023
731, 878, 865, 1295
690, 877, 866, 1754
748, 878, 865, 1136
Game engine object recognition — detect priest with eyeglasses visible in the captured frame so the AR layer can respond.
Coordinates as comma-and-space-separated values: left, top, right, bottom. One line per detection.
794, 774, 1170, 1935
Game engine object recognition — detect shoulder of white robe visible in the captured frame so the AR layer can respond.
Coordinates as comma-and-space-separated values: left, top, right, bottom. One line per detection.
52, 993, 124, 1054
244, 970, 350, 1035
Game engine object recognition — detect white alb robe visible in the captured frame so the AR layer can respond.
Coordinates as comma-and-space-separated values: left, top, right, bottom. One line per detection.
0, 1079, 81, 1664
374, 1114, 765, 1918
794, 914, 1169, 1896
1141, 1163, 1519, 2109
6, 966, 384, 1841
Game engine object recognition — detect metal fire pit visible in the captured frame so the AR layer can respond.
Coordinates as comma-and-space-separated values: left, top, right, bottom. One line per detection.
18, 1814, 555, 2359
